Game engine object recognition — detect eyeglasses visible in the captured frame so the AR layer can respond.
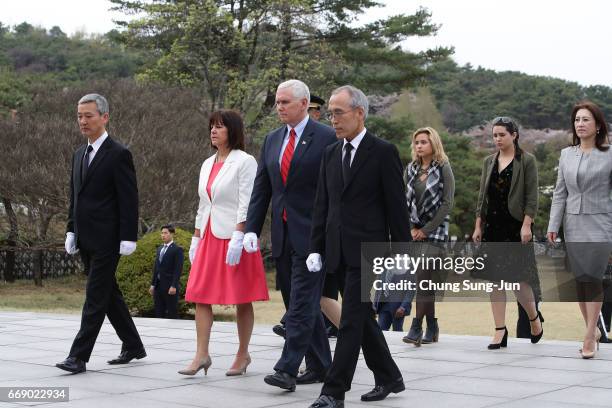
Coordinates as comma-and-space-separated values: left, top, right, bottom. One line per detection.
326, 108, 357, 120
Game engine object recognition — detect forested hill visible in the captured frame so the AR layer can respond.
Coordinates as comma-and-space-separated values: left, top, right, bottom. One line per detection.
426, 59, 612, 132
0, 22, 145, 111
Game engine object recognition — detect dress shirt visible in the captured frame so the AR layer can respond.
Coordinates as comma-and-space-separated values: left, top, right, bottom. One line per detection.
278, 115, 310, 165
86, 131, 108, 165
342, 127, 367, 166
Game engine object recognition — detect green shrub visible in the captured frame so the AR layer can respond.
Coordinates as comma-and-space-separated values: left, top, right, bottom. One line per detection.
116, 228, 192, 316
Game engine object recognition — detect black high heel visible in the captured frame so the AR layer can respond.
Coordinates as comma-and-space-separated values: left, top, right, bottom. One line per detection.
529, 312, 544, 344
488, 326, 508, 350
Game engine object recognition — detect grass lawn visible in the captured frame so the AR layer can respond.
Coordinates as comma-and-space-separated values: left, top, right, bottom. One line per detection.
0, 275, 593, 342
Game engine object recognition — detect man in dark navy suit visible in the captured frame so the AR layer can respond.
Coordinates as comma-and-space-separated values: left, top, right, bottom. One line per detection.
149, 224, 184, 319
307, 85, 411, 408
56, 93, 146, 374
243, 80, 335, 390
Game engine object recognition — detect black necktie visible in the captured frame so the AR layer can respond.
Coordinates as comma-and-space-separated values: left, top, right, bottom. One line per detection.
343, 143, 353, 185
81, 145, 93, 181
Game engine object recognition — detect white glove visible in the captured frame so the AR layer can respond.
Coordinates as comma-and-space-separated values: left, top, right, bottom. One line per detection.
119, 241, 137, 256
306, 253, 322, 272
65, 232, 78, 255
226, 231, 245, 266
243, 232, 259, 253
189, 236, 201, 263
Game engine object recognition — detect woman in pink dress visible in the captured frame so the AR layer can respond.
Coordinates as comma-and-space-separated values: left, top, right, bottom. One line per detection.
179, 110, 269, 377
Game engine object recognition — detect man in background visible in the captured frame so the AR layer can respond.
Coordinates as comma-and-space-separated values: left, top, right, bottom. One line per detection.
149, 224, 184, 319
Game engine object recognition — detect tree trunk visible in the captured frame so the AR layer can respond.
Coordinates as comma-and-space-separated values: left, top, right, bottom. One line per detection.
1, 197, 18, 282
32, 211, 53, 287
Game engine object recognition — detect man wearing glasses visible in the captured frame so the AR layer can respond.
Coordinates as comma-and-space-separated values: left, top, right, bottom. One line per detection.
244, 80, 336, 390
307, 85, 411, 407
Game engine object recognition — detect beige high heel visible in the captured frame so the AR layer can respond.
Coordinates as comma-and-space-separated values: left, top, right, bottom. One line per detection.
225, 355, 251, 376
178, 356, 212, 376
579, 328, 601, 356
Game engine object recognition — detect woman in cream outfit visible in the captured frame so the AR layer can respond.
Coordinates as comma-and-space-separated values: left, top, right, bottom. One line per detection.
181, 110, 269, 376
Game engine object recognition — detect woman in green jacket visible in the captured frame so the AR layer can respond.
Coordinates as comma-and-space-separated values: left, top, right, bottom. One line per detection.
472, 117, 543, 349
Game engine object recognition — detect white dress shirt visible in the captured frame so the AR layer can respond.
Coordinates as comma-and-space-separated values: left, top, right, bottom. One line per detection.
278, 115, 310, 165
342, 127, 367, 166
86, 131, 108, 165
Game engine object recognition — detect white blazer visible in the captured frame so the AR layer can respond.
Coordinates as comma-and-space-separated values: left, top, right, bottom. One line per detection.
194, 149, 258, 239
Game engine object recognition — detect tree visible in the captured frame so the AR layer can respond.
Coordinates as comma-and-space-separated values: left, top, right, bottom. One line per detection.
110, 0, 451, 135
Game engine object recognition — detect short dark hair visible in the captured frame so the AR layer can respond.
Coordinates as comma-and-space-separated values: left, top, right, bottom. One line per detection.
208, 110, 245, 151
571, 100, 610, 151
161, 224, 175, 234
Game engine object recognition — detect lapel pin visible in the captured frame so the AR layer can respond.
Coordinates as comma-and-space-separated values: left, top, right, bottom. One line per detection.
302, 141, 307, 144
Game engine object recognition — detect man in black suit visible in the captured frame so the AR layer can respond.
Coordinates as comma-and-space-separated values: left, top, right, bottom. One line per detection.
243, 80, 335, 390
56, 93, 146, 374
307, 85, 411, 408
149, 224, 184, 319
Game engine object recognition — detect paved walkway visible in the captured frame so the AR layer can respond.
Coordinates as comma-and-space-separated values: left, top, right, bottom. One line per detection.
0, 311, 611, 407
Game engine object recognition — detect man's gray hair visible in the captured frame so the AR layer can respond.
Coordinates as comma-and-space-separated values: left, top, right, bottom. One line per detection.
78, 93, 109, 115
331, 85, 369, 119
277, 79, 310, 102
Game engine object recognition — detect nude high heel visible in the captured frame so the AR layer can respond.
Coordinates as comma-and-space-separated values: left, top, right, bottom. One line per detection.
178, 355, 212, 376
225, 355, 251, 376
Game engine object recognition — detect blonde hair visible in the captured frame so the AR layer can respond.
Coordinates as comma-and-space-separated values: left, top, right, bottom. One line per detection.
410, 127, 449, 164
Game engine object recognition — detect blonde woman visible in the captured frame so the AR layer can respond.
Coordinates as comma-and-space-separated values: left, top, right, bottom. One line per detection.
402, 127, 455, 346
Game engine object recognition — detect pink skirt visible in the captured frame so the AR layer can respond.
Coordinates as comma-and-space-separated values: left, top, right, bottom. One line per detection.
185, 225, 269, 305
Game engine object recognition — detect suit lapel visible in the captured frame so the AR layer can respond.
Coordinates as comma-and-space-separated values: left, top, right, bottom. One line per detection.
509, 154, 521, 197
286, 119, 314, 184
331, 142, 343, 191
157, 245, 164, 264
483, 154, 496, 193
343, 132, 374, 193
74, 145, 86, 191
80, 137, 112, 192
211, 150, 236, 197
199, 156, 215, 202
569, 148, 581, 192
269, 127, 286, 188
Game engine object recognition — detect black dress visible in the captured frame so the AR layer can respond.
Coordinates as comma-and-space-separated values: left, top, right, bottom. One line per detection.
482, 159, 536, 283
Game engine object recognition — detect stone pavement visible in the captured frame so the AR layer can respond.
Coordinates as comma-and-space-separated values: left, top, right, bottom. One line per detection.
1, 311, 612, 407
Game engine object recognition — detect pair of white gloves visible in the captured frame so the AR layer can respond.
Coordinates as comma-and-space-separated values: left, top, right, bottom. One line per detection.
188, 231, 323, 271
64, 232, 137, 256
241, 233, 323, 272
188, 231, 251, 266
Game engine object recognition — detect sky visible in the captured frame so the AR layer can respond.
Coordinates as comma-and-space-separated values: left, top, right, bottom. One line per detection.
2, 0, 610, 87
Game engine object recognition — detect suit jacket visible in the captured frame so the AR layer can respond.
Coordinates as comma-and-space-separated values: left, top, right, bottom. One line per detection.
476, 151, 539, 223
310, 131, 412, 271
194, 149, 257, 239
150, 242, 184, 291
246, 118, 336, 257
548, 145, 612, 233
67, 136, 138, 252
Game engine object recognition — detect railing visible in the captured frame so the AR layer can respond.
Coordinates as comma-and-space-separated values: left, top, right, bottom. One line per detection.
0, 247, 83, 280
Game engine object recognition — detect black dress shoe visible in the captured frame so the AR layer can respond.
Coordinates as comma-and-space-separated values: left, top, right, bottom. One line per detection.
264, 370, 296, 391
272, 324, 286, 338
56, 356, 86, 374
361, 379, 405, 402
107, 348, 147, 365
309, 395, 344, 408
296, 369, 325, 384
